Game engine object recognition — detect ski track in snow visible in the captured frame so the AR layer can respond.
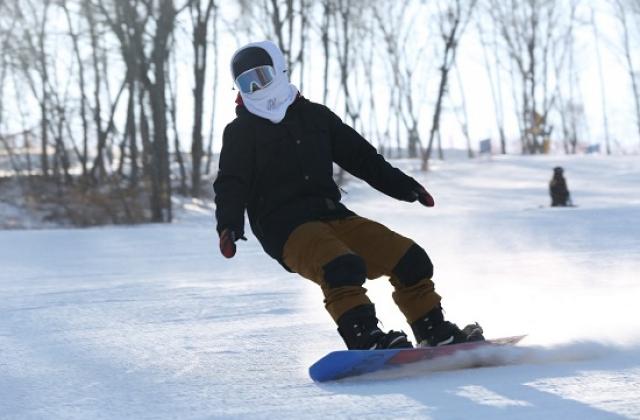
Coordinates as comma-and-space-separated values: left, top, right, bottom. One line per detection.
1, 155, 639, 419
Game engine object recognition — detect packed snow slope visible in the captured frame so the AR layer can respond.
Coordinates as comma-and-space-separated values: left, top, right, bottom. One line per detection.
1, 154, 639, 419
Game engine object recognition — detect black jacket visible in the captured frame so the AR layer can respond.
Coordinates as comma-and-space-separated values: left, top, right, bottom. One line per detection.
213, 97, 421, 268
550, 175, 570, 206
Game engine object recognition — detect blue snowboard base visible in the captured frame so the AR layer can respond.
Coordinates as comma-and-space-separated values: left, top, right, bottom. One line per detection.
309, 335, 526, 382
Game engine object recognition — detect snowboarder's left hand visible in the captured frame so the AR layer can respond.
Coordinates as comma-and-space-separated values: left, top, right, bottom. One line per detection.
412, 184, 435, 207
219, 228, 247, 258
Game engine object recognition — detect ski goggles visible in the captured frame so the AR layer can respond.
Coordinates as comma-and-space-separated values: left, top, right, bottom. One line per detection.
234, 65, 276, 93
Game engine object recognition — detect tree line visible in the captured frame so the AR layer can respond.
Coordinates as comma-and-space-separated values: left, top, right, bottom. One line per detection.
0, 0, 639, 224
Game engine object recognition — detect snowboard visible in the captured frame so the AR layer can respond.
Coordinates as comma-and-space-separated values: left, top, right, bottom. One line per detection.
309, 335, 526, 382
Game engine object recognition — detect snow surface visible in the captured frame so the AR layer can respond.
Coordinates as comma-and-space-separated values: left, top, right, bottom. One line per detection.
1, 154, 639, 419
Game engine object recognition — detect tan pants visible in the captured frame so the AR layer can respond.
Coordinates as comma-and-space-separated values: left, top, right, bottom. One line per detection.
282, 216, 441, 323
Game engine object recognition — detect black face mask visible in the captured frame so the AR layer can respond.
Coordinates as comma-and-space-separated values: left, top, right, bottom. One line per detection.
232, 47, 273, 80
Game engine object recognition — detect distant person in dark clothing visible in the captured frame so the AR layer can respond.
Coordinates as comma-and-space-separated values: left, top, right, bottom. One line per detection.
549, 167, 571, 207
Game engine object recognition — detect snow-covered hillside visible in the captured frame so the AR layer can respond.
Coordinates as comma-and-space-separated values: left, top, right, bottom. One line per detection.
1, 155, 639, 419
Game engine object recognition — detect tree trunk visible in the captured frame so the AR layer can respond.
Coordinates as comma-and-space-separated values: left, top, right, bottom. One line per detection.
591, 8, 611, 155
88, 4, 105, 181
190, 0, 215, 197
423, 60, 450, 170
321, 0, 330, 104
617, 0, 640, 146
145, 0, 176, 223
205, 2, 219, 176
126, 78, 139, 186
63, 0, 89, 180
169, 53, 187, 196
38, 0, 51, 177
477, 19, 506, 154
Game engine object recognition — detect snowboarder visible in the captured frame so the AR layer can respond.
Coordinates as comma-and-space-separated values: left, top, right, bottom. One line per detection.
549, 167, 571, 207
213, 41, 483, 350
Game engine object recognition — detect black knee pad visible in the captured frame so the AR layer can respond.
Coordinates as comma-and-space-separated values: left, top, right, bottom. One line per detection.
322, 254, 367, 289
392, 244, 433, 286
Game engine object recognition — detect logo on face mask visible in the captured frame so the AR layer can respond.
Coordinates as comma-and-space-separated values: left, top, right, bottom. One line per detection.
267, 97, 278, 111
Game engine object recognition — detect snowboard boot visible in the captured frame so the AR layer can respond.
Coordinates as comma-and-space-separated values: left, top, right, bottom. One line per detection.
410, 305, 484, 347
337, 304, 413, 350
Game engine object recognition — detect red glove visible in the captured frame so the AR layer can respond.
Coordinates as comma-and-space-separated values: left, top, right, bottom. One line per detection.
414, 185, 435, 207
219, 228, 247, 258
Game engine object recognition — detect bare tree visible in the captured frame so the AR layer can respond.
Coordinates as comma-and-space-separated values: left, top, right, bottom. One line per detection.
591, 7, 611, 155
189, 0, 215, 197
237, 0, 310, 78
451, 63, 474, 158
12, 0, 53, 177
204, 1, 220, 176
35, 0, 52, 178
143, 0, 184, 222
86, 2, 126, 182
333, 0, 368, 128
552, 10, 584, 155
374, 0, 426, 159
297, 0, 311, 91
93, 0, 149, 186
613, 0, 640, 147
319, 0, 332, 104
423, 0, 477, 170
331, 0, 371, 184
0, 21, 23, 178
476, 12, 507, 154
168, 51, 188, 196
361, 15, 384, 152
62, 0, 91, 179
0, 3, 14, 140
96, 0, 187, 222
488, 0, 577, 154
